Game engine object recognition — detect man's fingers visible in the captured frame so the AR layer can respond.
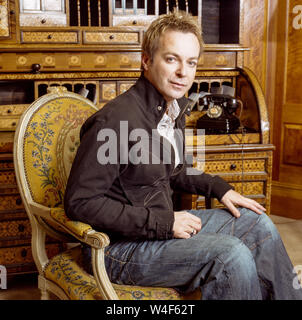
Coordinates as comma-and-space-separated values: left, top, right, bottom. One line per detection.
240, 198, 265, 215
226, 200, 241, 218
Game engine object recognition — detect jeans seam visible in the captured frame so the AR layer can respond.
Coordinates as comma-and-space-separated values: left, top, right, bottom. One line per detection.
248, 234, 272, 251
240, 216, 259, 241
216, 256, 234, 298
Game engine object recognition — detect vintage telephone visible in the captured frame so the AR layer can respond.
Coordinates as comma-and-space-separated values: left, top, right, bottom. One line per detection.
195, 85, 243, 134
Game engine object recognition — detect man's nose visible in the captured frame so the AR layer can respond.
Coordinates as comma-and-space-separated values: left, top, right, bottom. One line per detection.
176, 63, 187, 77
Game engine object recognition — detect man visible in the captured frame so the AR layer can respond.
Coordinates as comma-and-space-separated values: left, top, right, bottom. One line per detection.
64, 11, 302, 299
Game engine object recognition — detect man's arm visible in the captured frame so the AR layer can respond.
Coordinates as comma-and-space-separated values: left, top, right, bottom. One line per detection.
64, 120, 174, 240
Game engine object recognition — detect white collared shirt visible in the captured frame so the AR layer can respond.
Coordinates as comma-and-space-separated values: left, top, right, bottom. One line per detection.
157, 99, 181, 168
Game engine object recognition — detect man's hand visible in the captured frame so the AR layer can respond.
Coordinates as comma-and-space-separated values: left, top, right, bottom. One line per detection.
220, 189, 266, 218
173, 211, 202, 239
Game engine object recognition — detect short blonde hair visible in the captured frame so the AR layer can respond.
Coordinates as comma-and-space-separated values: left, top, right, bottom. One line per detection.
142, 10, 203, 61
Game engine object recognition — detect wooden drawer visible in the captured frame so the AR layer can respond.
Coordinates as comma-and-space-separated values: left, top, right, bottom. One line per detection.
0, 219, 31, 241
20, 13, 67, 27
198, 52, 237, 69
0, 243, 64, 274
0, 194, 24, 211
21, 31, 79, 44
196, 158, 267, 175
0, 117, 19, 131
83, 31, 140, 45
0, 104, 28, 116
0, 170, 16, 185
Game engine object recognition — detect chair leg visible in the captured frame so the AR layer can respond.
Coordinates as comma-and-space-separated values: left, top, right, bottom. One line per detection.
38, 274, 50, 300
40, 288, 50, 300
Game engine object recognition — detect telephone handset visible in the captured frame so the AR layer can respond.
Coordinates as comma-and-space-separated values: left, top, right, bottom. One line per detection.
195, 87, 243, 134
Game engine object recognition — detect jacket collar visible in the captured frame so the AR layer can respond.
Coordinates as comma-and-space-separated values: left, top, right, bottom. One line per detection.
133, 74, 191, 122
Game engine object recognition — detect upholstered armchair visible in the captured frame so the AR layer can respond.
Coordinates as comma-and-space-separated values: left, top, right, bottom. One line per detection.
13, 87, 201, 300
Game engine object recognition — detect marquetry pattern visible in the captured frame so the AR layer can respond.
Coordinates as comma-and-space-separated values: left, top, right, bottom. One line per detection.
100, 80, 136, 102
83, 31, 139, 44
21, 31, 78, 43
0, 243, 62, 266
0, 171, 16, 185
0, 194, 24, 211
197, 159, 266, 174
0, 219, 30, 239
0, 0, 9, 37
0, 118, 19, 131
0, 104, 28, 116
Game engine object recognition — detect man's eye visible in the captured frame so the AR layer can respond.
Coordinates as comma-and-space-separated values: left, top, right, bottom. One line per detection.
188, 61, 197, 67
166, 57, 175, 62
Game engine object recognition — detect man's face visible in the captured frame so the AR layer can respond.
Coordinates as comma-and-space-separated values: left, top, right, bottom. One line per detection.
142, 30, 200, 105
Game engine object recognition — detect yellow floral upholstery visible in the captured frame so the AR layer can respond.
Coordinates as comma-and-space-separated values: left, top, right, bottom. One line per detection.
44, 246, 201, 300
23, 96, 96, 209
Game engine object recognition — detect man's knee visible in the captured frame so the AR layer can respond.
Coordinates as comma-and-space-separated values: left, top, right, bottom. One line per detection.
239, 208, 281, 242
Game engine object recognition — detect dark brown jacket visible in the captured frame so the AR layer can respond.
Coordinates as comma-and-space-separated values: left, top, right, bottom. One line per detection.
64, 75, 232, 241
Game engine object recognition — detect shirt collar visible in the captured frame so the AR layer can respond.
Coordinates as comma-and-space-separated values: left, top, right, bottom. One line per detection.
134, 74, 191, 121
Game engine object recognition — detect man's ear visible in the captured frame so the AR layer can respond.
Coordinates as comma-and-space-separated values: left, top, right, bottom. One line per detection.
141, 53, 151, 71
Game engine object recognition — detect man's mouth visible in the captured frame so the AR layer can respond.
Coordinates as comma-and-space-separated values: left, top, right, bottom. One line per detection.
170, 81, 187, 88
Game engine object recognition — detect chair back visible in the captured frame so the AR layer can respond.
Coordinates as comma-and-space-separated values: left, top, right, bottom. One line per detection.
15, 86, 98, 207
14, 87, 98, 240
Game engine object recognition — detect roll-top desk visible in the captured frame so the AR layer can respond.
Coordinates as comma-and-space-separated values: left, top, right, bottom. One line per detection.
0, 0, 274, 275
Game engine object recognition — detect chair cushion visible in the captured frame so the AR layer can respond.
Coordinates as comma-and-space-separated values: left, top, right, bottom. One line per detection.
44, 246, 201, 300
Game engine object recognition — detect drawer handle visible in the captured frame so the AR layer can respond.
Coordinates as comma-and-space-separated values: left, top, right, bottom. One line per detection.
41, 19, 46, 24
109, 35, 114, 40
21, 248, 27, 257
7, 109, 11, 114
47, 34, 52, 39
230, 164, 237, 170
132, 20, 137, 25
11, 122, 16, 126
18, 224, 25, 232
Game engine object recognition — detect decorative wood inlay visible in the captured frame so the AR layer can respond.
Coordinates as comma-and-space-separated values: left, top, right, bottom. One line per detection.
21, 31, 78, 43
196, 159, 266, 174
0, 219, 30, 239
43, 55, 56, 67
68, 55, 81, 66
0, 118, 19, 131
83, 31, 139, 44
0, 104, 29, 116
94, 55, 107, 66
0, 243, 62, 265
101, 83, 116, 100
0, 171, 16, 185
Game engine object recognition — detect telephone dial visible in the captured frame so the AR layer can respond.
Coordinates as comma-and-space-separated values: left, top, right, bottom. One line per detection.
191, 85, 243, 134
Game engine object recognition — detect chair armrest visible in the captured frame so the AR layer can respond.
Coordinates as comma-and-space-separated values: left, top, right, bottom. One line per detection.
28, 202, 110, 249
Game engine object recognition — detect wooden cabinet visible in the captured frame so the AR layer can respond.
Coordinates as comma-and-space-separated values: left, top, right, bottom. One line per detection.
0, 0, 273, 274
19, 0, 66, 27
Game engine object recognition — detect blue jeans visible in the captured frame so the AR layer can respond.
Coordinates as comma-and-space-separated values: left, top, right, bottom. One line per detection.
83, 208, 302, 300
